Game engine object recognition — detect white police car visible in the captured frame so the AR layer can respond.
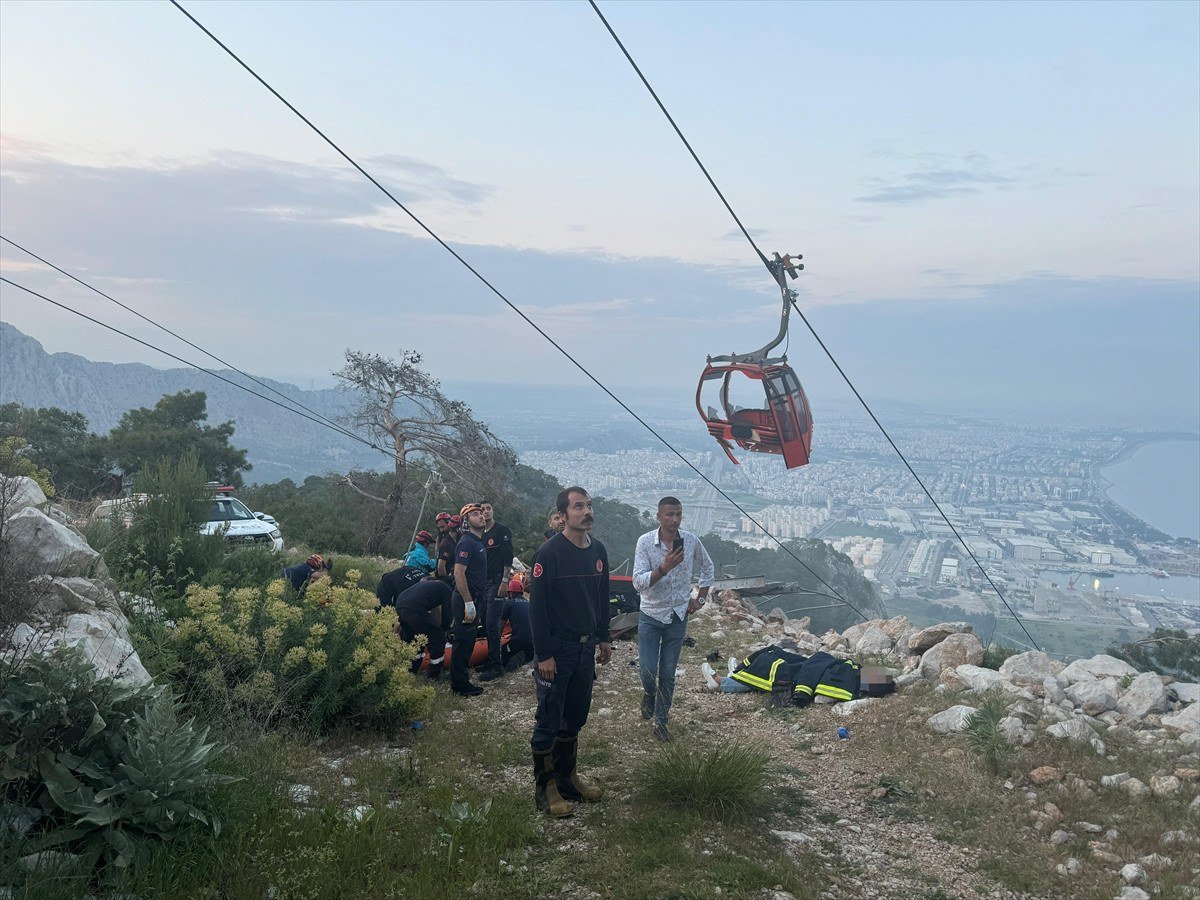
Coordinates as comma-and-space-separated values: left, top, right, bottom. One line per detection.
200, 485, 283, 551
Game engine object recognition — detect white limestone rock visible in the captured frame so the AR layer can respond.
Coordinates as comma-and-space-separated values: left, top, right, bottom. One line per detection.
1162, 703, 1200, 735
1058, 654, 1139, 685
3, 475, 48, 515
3, 507, 99, 577
999, 650, 1064, 687
927, 705, 978, 734
1172, 682, 1199, 705
1118, 672, 1171, 720
908, 622, 972, 654
1065, 678, 1119, 715
30, 611, 150, 687
919, 632, 985, 680
1046, 717, 1095, 744
853, 625, 895, 655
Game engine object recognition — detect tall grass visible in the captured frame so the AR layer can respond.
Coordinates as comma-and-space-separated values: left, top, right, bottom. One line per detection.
964, 693, 1010, 773
638, 742, 773, 819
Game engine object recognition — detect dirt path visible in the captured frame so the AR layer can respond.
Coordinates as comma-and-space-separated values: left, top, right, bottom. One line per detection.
462, 637, 1044, 900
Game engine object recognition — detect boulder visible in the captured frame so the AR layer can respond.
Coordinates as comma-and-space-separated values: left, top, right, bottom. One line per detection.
1042, 675, 1067, 704
954, 664, 1011, 693
3, 475, 48, 515
1120, 864, 1147, 886
821, 630, 848, 651
833, 698, 877, 716
1046, 717, 1095, 744
879, 615, 912, 641
31, 611, 150, 687
894, 626, 919, 656
927, 705, 977, 734
919, 632, 985, 680
853, 625, 894, 655
1118, 672, 1171, 720
908, 622, 972, 654
1065, 679, 1119, 715
999, 651, 1064, 687
1000, 716, 1034, 746
841, 620, 883, 648
1120, 778, 1150, 801
1162, 703, 1200, 735
4, 507, 99, 577
27, 575, 112, 620
1028, 766, 1062, 784
1172, 682, 1200, 705
1058, 654, 1139, 685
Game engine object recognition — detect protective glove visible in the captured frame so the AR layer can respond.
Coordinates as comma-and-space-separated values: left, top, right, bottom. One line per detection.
464, 601, 477, 622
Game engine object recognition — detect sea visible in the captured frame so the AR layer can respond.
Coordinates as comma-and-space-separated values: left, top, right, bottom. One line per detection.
1101, 439, 1200, 542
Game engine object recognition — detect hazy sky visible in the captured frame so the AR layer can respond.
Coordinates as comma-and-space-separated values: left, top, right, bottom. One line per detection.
1, 0, 1197, 426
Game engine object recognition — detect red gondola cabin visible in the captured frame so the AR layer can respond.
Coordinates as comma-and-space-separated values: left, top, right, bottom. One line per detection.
696, 360, 813, 469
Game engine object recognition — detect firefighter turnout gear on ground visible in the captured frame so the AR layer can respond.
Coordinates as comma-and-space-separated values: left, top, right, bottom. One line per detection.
731, 645, 861, 705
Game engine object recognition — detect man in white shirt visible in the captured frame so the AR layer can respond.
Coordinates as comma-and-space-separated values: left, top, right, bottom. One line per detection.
631, 496, 715, 742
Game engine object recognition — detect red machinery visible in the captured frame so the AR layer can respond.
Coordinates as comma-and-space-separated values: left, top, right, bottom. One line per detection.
696, 252, 813, 469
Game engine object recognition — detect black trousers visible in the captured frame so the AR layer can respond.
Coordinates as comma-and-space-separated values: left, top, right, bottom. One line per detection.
531, 636, 596, 752
397, 607, 446, 659
449, 592, 478, 689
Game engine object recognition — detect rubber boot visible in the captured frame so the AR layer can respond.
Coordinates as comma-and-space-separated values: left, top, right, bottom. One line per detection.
552, 736, 603, 803
532, 748, 574, 817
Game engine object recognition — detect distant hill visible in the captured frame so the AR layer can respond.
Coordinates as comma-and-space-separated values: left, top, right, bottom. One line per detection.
0, 321, 383, 483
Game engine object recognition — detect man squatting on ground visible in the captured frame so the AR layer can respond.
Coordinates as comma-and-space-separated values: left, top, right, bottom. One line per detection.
478, 501, 515, 682
529, 486, 610, 817
450, 503, 489, 697
393, 577, 452, 679
632, 496, 715, 742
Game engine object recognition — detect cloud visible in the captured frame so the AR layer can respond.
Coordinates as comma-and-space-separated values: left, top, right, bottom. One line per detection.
856, 153, 1014, 205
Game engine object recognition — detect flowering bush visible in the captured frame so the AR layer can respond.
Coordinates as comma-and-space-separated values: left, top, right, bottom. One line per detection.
167, 570, 433, 732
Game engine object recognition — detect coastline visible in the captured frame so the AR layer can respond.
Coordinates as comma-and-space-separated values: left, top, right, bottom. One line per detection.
1097, 434, 1200, 541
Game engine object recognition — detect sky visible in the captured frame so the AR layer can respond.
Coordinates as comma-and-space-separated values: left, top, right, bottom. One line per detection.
1, 0, 1197, 427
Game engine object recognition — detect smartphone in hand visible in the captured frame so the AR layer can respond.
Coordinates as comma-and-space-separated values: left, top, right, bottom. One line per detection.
672, 537, 684, 554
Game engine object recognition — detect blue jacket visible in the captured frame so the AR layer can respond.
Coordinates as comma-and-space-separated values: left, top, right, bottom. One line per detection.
405, 543, 435, 572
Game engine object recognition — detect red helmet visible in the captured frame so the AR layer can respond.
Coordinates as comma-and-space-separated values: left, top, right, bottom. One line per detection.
448, 515, 463, 528
435, 512, 452, 523
306, 554, 324, 569
415, 530, 434, 544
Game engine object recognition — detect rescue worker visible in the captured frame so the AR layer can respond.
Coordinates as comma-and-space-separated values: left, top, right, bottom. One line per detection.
404, 530, 437, 573
375, 564, 426, 609
282, 554, 331, 592
478, 501, 514, 682
631, 496, 715, 742
394, 577, 452, 679
436, 514, 462, 588
529, 486, 610, 817
500, 595, 534, 671
449, 503, 488, 698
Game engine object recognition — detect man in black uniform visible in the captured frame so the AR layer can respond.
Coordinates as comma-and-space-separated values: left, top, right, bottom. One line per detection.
436, 514, 461, 588
450, 503, 488, 697
500, 596, 534, 671
375, 564, 425, 608
394, 577, 452, 679
478, 500, 515, 682
529, 486, 611, 817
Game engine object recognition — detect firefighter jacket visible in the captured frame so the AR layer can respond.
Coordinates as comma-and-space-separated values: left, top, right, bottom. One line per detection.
731, 645, 861, 706
792, 651, 860, 705
730, 646, 807, 692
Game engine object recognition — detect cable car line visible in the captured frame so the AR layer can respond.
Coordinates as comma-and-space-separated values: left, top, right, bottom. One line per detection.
0, 235, 376, 452
587, 0, 1041, 652
0, 276, 389, 457
168, 0, 871, 623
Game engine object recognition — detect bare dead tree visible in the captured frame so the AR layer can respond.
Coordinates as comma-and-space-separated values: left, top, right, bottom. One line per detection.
334, 349, 515, 555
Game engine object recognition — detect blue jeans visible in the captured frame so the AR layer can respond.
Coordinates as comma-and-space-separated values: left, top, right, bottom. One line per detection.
638, 611, 688, 725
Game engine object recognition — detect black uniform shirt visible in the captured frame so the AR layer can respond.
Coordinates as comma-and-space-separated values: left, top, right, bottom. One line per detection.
375, 566, 423, 607
482, 523, 515, 580
395, 579, 452, 631
529, 532, 610, 661
452, 531, 488, 605
436, 532, 459, 584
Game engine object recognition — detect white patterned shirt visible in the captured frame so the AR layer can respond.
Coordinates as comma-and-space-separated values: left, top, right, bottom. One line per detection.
632, 528, 715, 624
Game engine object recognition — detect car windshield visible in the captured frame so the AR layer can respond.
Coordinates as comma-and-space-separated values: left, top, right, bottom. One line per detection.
207, 497, 257, 522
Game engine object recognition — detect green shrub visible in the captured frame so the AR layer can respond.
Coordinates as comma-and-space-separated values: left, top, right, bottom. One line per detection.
0, 647, 236, 880
981, 642, 1019, 671
639, 743, 773, 819
201, 546, 289, 592
102, 453, 225, 598
166, 570, 433, 732
964, 693, 1011, 773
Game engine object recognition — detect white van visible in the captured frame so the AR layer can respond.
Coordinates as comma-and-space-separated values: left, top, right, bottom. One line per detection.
200, 486, 284, 551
